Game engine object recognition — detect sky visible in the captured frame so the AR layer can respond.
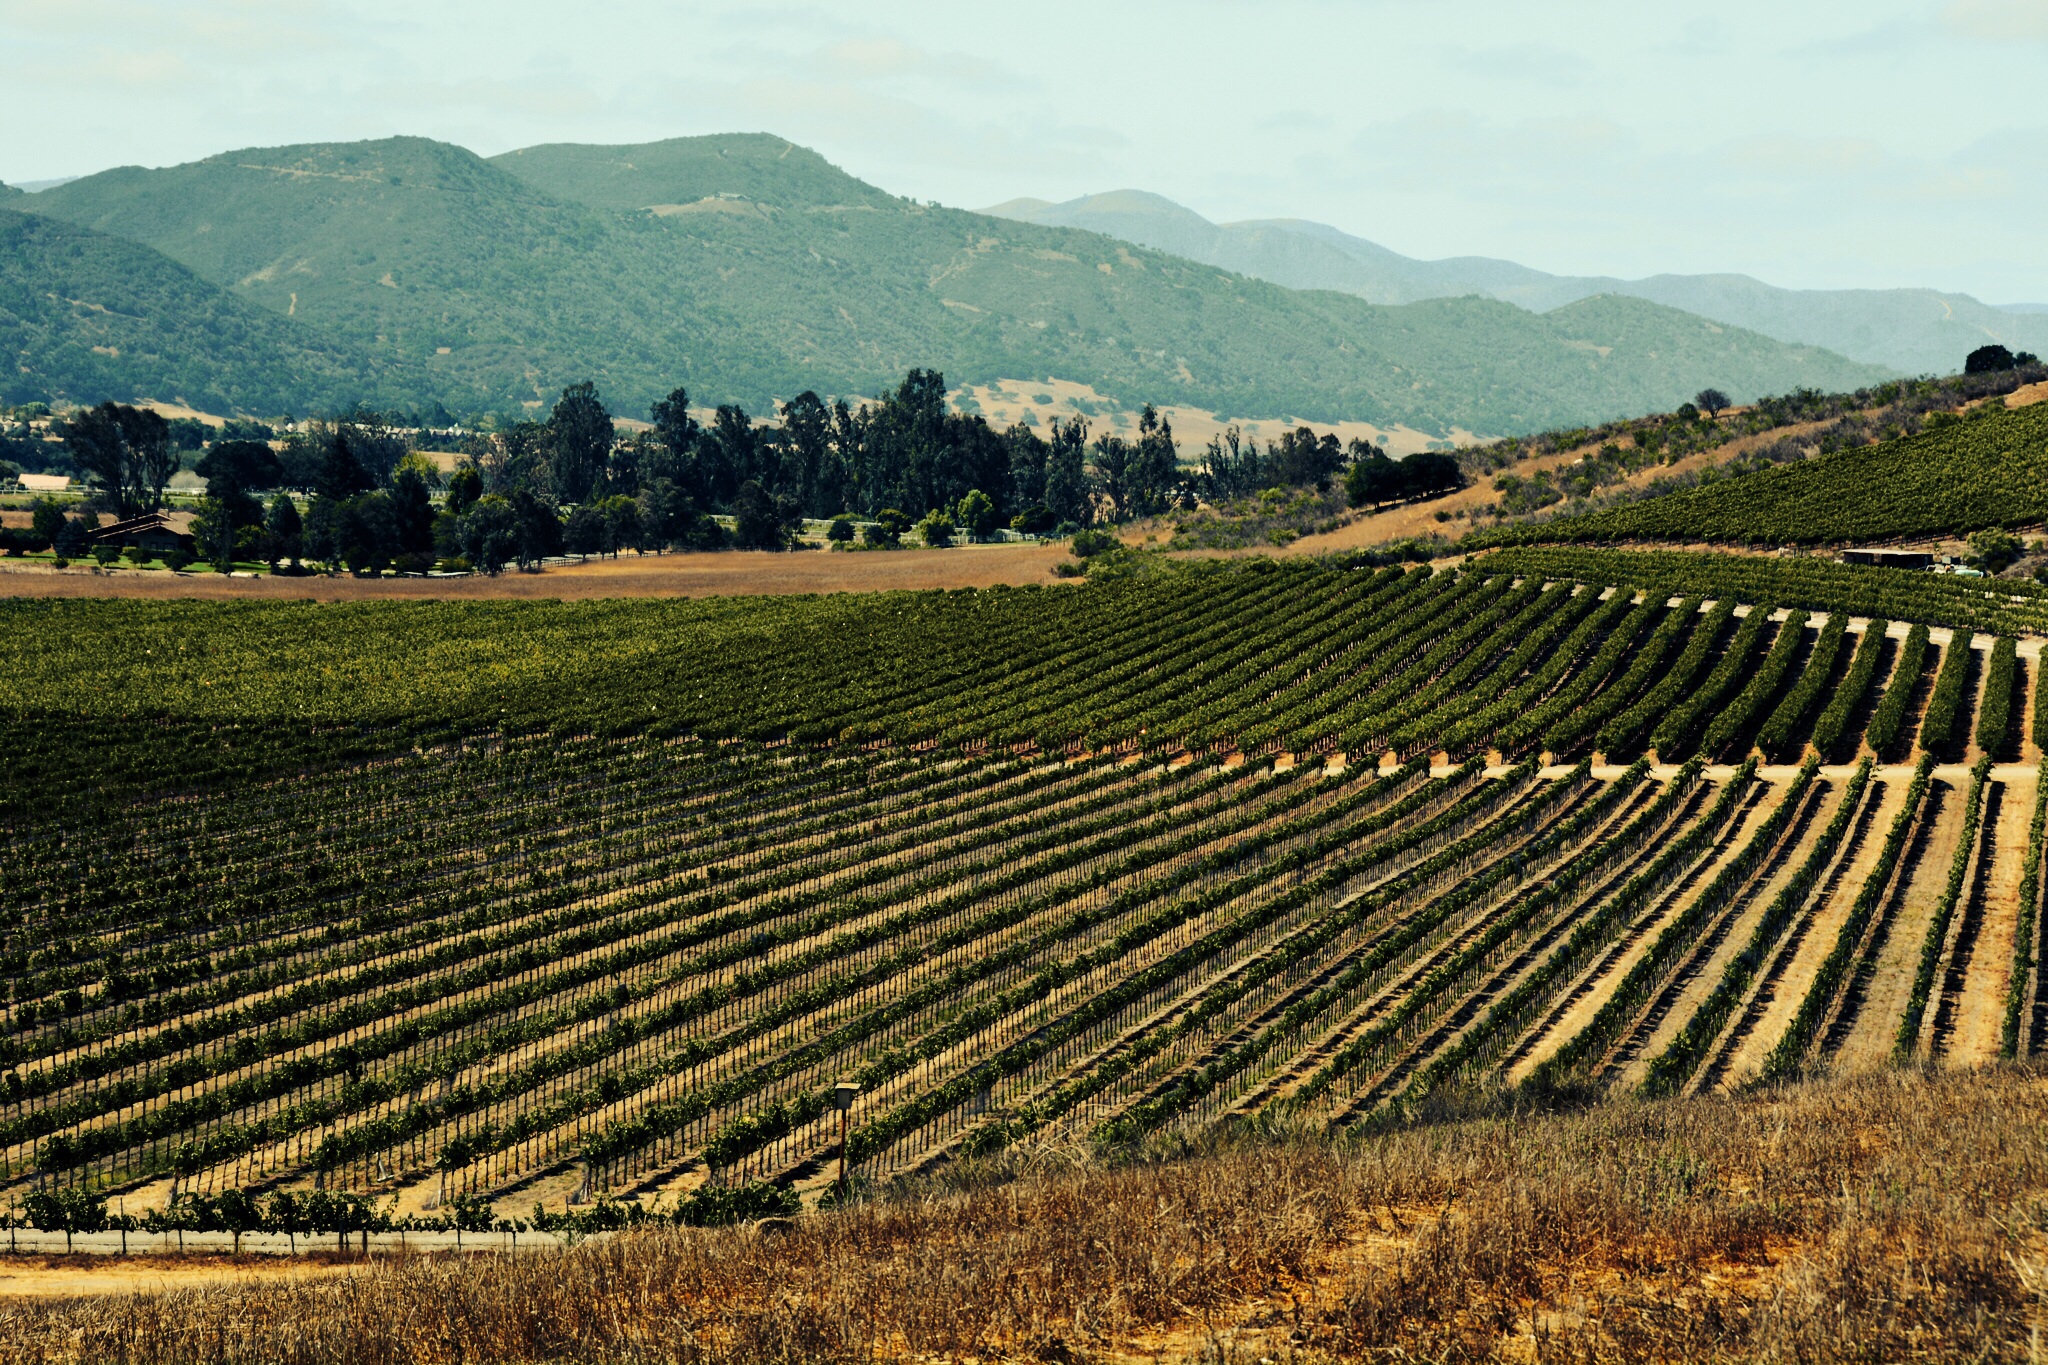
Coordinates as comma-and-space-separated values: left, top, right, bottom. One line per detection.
4, 0, 2045, 302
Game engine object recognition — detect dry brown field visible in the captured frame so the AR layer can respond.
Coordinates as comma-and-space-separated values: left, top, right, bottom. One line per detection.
1, 1065, 2042, 1362
0, 543, 1075, 601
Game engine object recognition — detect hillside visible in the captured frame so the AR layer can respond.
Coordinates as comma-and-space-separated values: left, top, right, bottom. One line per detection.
4, 1067, 2040, 1362
3, 553, 2046, 1272
0, 207, 409, 413
1482, 397, 2048, 547
25, 134, 1886, 430
989, 189, 2048, 374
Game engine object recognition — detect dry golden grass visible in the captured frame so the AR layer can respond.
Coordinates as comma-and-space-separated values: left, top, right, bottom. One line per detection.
0, 543, 1076, 601
3, 1065, 2045, 1362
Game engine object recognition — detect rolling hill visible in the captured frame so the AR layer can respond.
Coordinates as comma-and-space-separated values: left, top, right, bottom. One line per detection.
0, 206, 407, 413
19, 134, 1886, 431
1479, 397, 2048, 547
4, 549, 2046, 1260
987, 190, 2048, 376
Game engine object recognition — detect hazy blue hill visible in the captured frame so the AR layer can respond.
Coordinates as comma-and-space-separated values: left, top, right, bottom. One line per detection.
988, 190, 2048, 375
0, 206, 404, 413
28, 134, 1886, 428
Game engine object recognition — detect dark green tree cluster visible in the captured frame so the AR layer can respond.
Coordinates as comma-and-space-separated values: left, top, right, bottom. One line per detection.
59, 402, 179, 518
1346, 448, 1465, 509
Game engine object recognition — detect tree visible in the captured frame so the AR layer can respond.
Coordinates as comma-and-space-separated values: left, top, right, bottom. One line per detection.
1694, 388, 1731, 418
444, 465, 482, 515
709, 405, 759, 507
917, 509, 956, 547
1969, 527, 2024, 575
29, 500, 64, 549
1091, 433, 1135, 521
649, 387, 704, 503
263, 494, 303, 566
196, 440, 283, 497
780, 391, 836, 516
954, 488, 998, 541
1965, 344, 2016, 374
62, 401, 175, 517
1345, 448, 1402, 508
549, 381, 614, 504
1044, 418, 1091, 526
458, 494, 518, 573
563, 503, 604, 559
637, 477, 696, 551
1269, 427, 1345, 488
511, 489, 564, 569
389, 465, 436, 559
600, 495, 643, 554
1130, 405, 1180, 514
312, 429, 374, 501
864, 508, 910, 548
1202, 427, 1264, 501
731, 479, 790, 550
826, 513, 856, 543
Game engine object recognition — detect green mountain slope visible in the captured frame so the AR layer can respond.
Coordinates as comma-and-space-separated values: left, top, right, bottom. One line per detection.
1483, 400, 2048, 547
30, 134, 1888, 430
0, 206, 405, 413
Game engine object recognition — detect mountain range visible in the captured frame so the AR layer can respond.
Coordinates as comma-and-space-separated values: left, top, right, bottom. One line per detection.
982, 190, 2048, 377
3, 134, 1893, 435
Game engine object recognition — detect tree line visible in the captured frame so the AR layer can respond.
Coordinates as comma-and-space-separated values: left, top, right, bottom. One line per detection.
14, 371, 1459, 573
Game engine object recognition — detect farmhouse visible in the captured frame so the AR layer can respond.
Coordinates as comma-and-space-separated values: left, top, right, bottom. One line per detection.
89, 510, 197, 556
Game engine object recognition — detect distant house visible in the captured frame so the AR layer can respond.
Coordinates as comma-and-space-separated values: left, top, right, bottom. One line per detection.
1838, 549, 1933, 570
90, 510, 196, 556
17, 473, 70, 492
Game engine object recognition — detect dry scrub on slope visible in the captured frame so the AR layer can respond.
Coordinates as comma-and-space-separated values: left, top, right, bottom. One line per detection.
4, 1064, 2046, 1363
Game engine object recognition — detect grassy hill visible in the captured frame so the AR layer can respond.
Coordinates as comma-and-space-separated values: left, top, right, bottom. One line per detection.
1479, 398, 2048, 547
0, 206, 407, 413
26, 134, 1888, 429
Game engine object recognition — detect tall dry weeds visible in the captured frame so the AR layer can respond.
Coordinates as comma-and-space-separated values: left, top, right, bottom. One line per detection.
2, 1066, 2043, 1363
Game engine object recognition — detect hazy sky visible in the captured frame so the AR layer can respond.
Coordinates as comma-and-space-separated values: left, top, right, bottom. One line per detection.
5, 0, 2044, 301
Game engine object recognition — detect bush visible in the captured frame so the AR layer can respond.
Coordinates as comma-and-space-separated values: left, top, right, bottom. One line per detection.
1969, 527, 2023, 574
92, 544, 121, 568
1069, 529, 1118, 558
916, 510, 955, 548
1965, 344, 2016, 374
826, 515, 855, 543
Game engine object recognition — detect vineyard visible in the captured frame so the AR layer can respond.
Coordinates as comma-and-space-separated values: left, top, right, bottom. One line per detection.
1475, 394, 2048, 547
3, 554, 2044, 1237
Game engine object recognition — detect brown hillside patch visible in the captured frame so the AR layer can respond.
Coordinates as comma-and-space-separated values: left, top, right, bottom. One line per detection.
2, 1067, 2043, 1362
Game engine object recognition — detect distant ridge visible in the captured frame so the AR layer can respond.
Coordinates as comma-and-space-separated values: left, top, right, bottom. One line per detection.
8, 133, 1887, 429
985, 191, 2048, 375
